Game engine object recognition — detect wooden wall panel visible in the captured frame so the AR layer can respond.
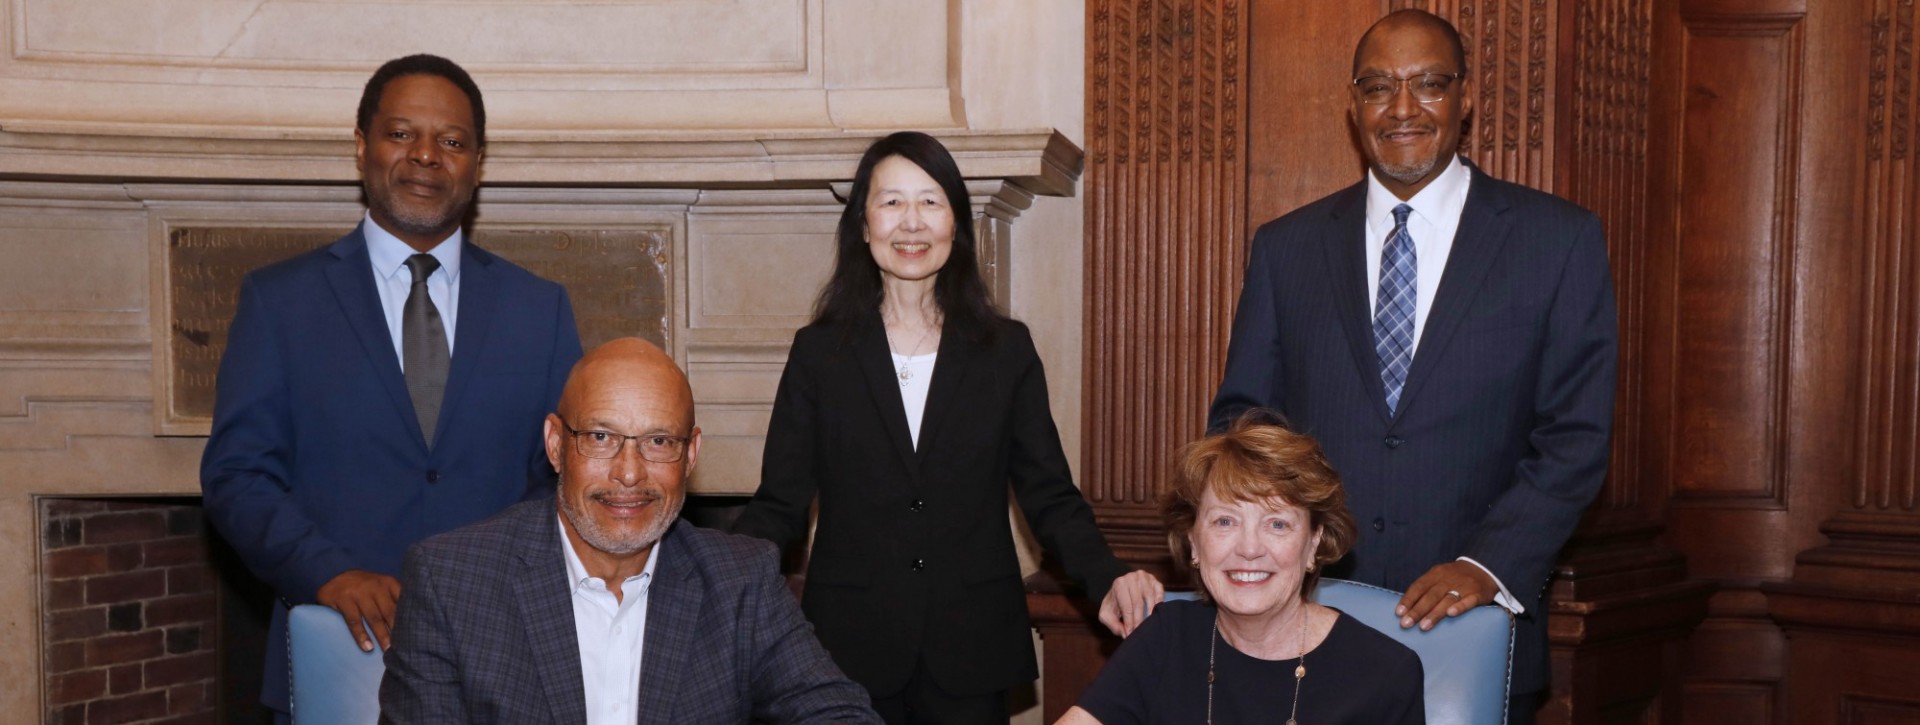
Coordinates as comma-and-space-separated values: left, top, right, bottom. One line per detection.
1667, 16, 1801, 507
1857, 0, 1920, 518
1081, 0, 1249, 570
1764, 0, 1920, 722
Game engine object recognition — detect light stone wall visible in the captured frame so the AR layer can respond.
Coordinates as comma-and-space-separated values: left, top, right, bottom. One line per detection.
0, 0, 1089, 719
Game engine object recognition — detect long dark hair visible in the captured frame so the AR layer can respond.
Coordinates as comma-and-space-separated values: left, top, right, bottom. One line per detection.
813, 131, 1001, 342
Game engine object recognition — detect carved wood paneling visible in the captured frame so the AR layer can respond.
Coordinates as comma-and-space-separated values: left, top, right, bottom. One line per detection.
1082, 0, 1248, 569
1566, 0, 1652, 510
1859, 0, 1920, 515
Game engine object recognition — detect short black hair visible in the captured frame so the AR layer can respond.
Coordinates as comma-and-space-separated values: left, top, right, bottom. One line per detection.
1352, 9, 1469, 78
356, 54, 486, 148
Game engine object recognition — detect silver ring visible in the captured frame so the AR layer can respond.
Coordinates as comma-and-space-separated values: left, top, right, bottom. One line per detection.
1446, 590, 1462, 599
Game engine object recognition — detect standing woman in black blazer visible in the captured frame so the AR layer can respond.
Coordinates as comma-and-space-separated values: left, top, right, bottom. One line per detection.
734, 131, 1164, 724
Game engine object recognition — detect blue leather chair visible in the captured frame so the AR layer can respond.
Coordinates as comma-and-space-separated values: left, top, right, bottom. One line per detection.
1167, 578, 1513, 725
287, 604, 385, 725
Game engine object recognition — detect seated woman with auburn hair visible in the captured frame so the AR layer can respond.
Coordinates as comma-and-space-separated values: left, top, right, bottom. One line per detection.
1059, 412, 1426, 724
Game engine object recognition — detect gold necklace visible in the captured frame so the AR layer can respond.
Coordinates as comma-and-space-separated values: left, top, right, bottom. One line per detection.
1206, 607, 1309, 725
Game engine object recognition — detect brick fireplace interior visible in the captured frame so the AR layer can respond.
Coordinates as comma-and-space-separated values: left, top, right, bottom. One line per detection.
38, 495, 756, 724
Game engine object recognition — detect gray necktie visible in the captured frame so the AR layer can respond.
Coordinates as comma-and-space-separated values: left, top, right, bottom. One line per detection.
403, 254, 450, 445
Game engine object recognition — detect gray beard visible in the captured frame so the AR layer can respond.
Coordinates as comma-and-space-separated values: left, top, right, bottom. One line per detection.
366, 185, 470, 239
558, 486, 681, 557
1374, 155, 1442, 187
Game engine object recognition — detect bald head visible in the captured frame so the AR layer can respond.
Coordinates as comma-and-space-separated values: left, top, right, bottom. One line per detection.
556, 338, 694, 428
1353, 9, 1467, 78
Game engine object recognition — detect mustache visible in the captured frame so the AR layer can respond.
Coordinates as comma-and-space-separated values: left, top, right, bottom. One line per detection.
590, 490, 664, 504
1378, 123, 1434, 136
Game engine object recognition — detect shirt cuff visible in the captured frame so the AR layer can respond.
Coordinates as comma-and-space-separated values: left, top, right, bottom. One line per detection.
1456, 557, 1525, 615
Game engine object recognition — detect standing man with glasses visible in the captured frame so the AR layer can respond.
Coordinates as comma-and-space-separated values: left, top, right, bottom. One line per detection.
381, 338, 879, 723
200, 54, 583, 721
1207, 10, 1617, 722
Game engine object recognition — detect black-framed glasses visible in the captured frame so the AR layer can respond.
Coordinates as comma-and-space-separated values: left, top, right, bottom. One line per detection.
1351, 72, 1464, 104
557, 418, 689, 462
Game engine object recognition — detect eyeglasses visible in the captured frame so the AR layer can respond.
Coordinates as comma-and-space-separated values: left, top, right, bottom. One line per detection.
557, 418, 689, 462
1351, 72, 1464, 104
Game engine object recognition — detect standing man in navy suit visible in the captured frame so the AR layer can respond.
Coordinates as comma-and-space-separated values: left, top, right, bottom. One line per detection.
200, 54, 583, 720
1208, 11, 1616, 722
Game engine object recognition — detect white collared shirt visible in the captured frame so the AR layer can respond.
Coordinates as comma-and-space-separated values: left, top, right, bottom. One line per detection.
1363, 154, 1471, 357
362, 213, 461, 367
1361, 157, 1524, 615
559, 516, 657, 725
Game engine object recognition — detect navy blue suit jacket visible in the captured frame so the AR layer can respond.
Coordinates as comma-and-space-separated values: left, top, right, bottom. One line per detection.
200, 224, 583, 710
380, 499, 879, 724
1208, 164, 1617, 695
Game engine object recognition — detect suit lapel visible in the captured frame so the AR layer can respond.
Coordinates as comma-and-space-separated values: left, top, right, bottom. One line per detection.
511, 507, 590, 724
635, 524, 699, 725
911, 324, 977, 467
431, 244, 498, 450
320, 227, 425, 445
1321, 183, 1396, 424
1396, 167, 1515, 419
852, 317, 921, 479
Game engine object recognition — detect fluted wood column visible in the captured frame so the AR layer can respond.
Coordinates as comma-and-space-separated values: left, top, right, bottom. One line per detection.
1079, 0, 1250, 575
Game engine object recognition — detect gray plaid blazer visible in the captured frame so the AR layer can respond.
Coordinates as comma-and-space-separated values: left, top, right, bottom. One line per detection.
379, 497, 879, 724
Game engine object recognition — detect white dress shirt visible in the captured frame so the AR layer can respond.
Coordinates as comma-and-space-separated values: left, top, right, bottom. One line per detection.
1363, 154, 1470, 356
362, 213, 461, 367
560, 516, 657, 725
1362, 158, 1523, 615
891, 351, 937, 448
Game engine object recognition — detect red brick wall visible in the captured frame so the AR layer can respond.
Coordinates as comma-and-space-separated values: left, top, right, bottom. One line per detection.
42, 499, 219, 725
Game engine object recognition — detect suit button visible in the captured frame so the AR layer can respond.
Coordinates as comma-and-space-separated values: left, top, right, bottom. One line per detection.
426, 470, 441, 484
909, 499, 925, 512
1384, 436, 1403, 449
1372, 517, 1385, 532
911, 558, 926, 572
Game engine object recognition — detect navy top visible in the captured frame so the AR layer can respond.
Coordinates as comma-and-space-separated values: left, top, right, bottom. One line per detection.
1078, 599, 1425, 724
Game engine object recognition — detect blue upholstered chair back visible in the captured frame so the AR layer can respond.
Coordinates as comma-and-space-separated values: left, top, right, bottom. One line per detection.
287, 603, 385, 725
1167, 577, 1514, 725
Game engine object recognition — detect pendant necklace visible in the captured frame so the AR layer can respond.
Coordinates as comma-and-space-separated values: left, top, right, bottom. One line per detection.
1206, 607, 1309, 725
888, 321, 937, 388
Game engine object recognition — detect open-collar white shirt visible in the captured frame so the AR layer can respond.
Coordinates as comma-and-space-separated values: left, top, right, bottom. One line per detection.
362, 213, 462, 367
1363, 154, 1471, 357
559, 515, 658, 725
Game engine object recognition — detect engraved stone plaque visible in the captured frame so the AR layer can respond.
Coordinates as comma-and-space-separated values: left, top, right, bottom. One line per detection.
167, 228, 338, 427
163, 225, 671, 433
476, 228, 671, 353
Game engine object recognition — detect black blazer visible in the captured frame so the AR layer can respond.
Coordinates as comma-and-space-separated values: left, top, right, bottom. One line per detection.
1208, 163, 1618, 695
734, 315, 1129, 698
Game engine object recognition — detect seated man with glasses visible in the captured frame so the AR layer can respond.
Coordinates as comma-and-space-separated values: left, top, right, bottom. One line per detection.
380, 337, 880, 724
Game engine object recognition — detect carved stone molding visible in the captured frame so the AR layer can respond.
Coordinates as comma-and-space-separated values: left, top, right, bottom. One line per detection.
0, 0, 967, 134
0, 129, 1086, 197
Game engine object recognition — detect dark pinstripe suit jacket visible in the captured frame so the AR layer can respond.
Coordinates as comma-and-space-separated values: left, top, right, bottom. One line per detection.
1208, 162, 1618, 695
379, 497, 879, 724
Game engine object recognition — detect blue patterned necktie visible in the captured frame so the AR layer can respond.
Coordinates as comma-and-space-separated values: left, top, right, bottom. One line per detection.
1374, 204, 1417, 413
